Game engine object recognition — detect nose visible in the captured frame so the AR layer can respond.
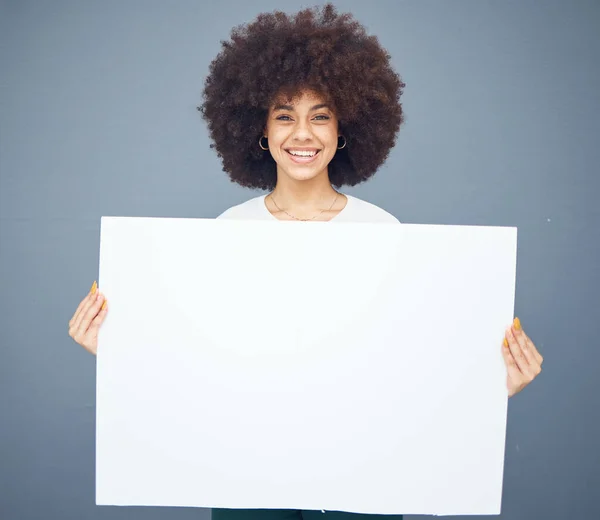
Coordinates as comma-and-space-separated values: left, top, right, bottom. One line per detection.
291, 118, 313, 142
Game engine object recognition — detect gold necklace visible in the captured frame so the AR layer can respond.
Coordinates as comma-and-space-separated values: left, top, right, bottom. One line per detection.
269, 192, 339, 221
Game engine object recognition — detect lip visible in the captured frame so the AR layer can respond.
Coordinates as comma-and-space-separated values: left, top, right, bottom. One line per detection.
285, 149, 321, 164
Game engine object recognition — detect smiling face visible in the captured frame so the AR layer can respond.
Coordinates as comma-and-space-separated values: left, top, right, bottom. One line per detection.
264, 90, 340, 184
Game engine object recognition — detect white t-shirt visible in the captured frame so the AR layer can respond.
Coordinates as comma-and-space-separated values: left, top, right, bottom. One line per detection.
217, 193, 399, 223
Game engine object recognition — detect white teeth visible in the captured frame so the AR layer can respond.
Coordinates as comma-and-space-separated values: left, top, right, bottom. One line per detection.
289, 150, 317, 157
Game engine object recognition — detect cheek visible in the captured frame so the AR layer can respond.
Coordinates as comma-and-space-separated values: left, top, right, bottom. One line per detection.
321, 131, 340, 154
320, 124, 339, 145
266, 128, 287, 150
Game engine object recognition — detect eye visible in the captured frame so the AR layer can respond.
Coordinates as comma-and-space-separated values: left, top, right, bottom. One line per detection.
313, 115, 330, 121
276, 115, 293, 121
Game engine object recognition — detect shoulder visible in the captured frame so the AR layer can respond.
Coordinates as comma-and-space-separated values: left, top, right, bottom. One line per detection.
341, 195, 400, 223
216, 195, 269, 220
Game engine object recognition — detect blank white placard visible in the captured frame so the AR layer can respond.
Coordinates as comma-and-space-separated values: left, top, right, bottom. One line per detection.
96, 217, 517, 516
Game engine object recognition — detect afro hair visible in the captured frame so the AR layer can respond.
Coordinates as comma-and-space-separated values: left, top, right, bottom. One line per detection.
199, 3, 405, 190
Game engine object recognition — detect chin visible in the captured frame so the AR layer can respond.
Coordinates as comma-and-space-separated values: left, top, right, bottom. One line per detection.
278, 159, 332, 183
282, 168, 326, 182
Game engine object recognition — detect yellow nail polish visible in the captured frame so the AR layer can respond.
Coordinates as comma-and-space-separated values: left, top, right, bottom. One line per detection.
503, 338, 509, 347
91, 281, 97, 294
513, 317, 522, 331
101, 300, 107, 311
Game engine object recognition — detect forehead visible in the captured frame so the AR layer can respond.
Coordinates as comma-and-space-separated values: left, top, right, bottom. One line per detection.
271, 89, 330, 109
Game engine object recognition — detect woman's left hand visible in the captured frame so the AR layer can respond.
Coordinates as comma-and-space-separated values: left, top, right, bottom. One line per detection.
502, 318, 544, 397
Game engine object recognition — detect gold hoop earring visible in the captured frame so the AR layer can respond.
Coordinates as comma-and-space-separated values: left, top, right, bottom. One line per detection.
259, 136, 269, 151
337, 135, 347, 150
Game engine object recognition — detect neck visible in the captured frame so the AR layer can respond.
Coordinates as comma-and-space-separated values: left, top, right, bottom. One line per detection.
271, 170, 338, 209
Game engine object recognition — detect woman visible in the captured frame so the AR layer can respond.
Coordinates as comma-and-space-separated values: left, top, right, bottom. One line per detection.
68, 4, 543, 519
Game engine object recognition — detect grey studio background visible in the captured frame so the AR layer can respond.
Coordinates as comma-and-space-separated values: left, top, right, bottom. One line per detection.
1, 0, 599, 519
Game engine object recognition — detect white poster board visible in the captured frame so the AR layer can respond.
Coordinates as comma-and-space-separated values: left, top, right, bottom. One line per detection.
96, 217, 517, 516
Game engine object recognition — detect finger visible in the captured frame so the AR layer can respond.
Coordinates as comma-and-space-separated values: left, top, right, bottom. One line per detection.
501, 341, 522, 392
86, 304, 108, 355
505, 327, 533, 377
91, 301, 108, 328
514, 317, 544, 368
70, 291, 100, 337
511, 321, 537, 367
69, 297, 88, 328
72, 292, 105, 343
522, 330, 544, 366
69, 281, 98, 328
519, 331, 542, 376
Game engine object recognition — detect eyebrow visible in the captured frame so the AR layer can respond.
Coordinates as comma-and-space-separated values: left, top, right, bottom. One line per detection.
273, 103, 331, 112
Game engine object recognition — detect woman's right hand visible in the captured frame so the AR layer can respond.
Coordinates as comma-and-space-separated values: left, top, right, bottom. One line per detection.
68, 281, 108, 355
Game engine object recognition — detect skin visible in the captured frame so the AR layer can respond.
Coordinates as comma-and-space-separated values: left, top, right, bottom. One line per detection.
68, 89, 544, 396
503, 320, 544, 397
262, 90, 348, 221
68, 281, 106, 356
